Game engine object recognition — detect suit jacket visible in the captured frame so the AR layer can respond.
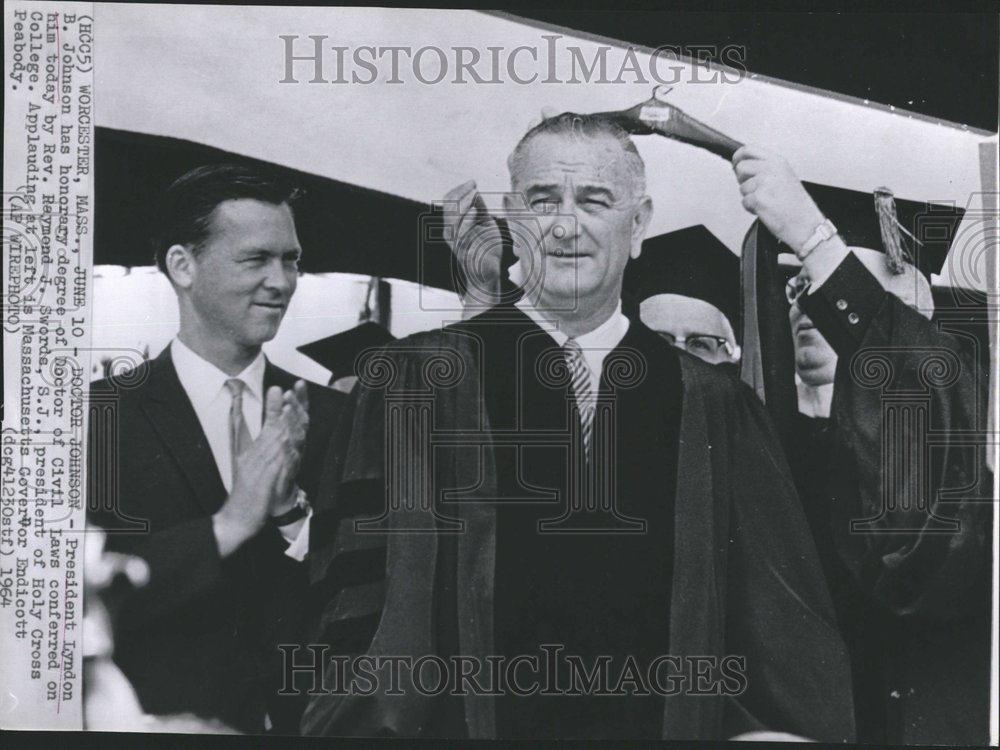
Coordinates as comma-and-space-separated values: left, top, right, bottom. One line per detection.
88, 346, 345, 733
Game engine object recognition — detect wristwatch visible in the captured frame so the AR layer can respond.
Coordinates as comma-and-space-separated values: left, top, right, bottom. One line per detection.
270, 487, 309, 527
798, 218, 838, 260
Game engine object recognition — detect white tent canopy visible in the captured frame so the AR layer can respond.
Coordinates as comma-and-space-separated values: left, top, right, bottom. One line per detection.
91, 268, 461, 383
95, 4, 992, 284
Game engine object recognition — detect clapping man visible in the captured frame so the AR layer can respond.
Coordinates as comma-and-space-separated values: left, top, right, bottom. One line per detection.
89, 165, 344, 733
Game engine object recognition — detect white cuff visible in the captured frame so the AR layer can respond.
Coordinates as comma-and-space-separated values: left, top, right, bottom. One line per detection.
281, 506, 312, 562
802, 241, 850, 294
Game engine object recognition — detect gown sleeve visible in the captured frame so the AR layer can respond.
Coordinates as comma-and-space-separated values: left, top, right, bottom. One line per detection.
799, 252, 993, 619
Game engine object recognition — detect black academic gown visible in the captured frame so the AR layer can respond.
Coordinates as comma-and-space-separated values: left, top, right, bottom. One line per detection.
302, 305, 855, 741
796, 253, 993, 745
456, 307, 680, 739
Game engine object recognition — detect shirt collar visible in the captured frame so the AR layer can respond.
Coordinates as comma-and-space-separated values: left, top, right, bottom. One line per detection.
171, 337, 266, 409
515, 297, 629, 349
796, 377, 834, 419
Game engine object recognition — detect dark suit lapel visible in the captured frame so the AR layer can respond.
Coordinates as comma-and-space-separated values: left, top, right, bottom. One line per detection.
264, 359, 295, 389
140, 346, 228, 515
263, 359, 295, 418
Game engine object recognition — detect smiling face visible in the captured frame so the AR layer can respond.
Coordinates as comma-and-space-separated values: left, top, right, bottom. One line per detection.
177, 198, 301, 352
789, 300, 837, 385
507, 131, 651, 316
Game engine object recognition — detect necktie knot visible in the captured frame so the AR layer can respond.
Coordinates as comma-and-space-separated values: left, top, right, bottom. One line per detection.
224, 378, 246, 400
563, 338, 589, 388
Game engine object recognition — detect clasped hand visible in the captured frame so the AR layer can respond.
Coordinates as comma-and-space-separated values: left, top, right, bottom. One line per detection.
213, 381, 309, 556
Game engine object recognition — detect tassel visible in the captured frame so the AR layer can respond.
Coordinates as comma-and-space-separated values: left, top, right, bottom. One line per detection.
873, 187, 911, 274
359, 275, 377, 323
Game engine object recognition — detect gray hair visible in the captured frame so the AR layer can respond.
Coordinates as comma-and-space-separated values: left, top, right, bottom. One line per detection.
507, 112, 647, 199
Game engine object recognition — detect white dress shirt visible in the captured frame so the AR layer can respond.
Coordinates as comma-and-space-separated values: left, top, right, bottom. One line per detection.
515, 297, 631, 393
796, 377, 835, 419
172, 337, 266, 490
170, 338, 308, 560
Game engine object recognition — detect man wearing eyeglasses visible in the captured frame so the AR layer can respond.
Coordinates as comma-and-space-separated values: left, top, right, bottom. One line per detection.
783, 248, 933, 415
733, 155, 992, 747
643, 307, 738, 365
621, 224, 742, 368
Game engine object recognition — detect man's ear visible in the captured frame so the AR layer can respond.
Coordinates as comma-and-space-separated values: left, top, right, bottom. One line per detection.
630, 195, 653, 259
164, 244, 196, 289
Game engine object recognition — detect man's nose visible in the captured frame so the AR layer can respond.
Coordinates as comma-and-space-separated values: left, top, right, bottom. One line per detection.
544, 202, 580, 243
262, 258, 294, 294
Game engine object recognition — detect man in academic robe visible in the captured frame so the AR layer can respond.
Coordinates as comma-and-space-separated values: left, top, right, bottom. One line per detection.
89, 164, 345, 733
623, 225, 742, 368
301, 114, 855, 740
733, 159, 993, 745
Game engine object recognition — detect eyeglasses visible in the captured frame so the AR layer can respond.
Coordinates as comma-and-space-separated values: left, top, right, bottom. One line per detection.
659, 332, 734, 358
785, 273, 811, 306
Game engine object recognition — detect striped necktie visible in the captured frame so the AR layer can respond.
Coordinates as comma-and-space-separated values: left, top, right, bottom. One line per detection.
224, 378, 252, 485
563, 338, 595, 457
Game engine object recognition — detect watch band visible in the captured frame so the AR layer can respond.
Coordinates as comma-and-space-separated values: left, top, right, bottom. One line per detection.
799, 218, 838, 259
271, 488, 309, 527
